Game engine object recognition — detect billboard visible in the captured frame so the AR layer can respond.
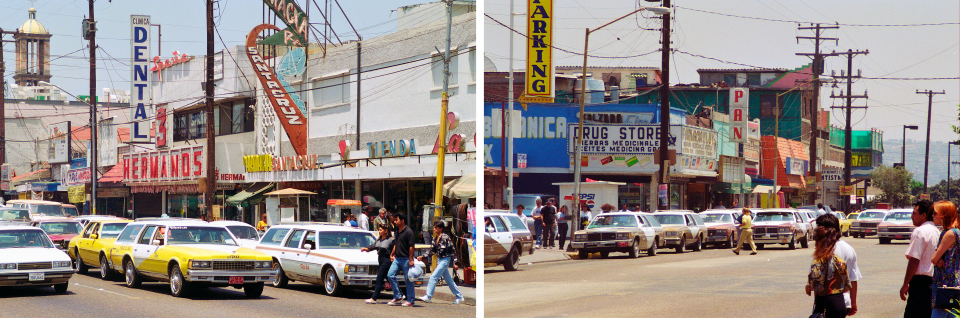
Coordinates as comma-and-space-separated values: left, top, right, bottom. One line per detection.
98, 118, 118, 167
48, 121, 71, 163
526, 0, 553, 97
130, 15, 152, 143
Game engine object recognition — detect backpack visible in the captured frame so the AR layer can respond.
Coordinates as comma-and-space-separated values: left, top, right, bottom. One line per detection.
809, 254, 851, 297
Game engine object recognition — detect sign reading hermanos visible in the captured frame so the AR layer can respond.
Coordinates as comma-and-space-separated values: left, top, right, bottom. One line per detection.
122, 145, 205, 182
129, 15, 152, 143
526, 0, 553, 97
245, 24, 308, 156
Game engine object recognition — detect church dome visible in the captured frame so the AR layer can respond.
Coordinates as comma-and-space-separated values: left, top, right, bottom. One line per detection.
19, 8, 48, 35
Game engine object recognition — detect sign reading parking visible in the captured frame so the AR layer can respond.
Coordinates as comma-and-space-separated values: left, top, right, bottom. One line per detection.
526, 0, 553, 98
130, 15, 152, 143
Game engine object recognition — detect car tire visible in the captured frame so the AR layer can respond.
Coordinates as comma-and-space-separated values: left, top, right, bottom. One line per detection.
648, 239, 658, 257
800, 235, 809, 249
169, 265, 191, 297
244, 283, 265, 298
600, 252, 609, 259
693, 236, 702, 252
843, 229, 849, 237
53, 283, 68, 293
756, 244, 765, 250
74, 248, 88, 274
124, 259, 142, 288
788, 234, 797, 250
323, 266, 342, 296
628, 238, 640, 258
676, 237, 686, 253
504, 247, 520, 271
271, 262, 288, 288
100, 254, 115, 281
578, 250, 588, 260
726, 234, 735, 249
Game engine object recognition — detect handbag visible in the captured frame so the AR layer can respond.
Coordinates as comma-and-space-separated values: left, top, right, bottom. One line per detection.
936, 285, 960, 308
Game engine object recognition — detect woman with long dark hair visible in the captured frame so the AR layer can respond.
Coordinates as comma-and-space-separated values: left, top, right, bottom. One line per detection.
930, 200, 960, 317
806, 213, 860, 317
362, 223, 394, 304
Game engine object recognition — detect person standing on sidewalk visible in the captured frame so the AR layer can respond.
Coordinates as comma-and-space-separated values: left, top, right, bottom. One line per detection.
417, 221, 465, 304
387, 213, 418, 307
557, 205, 569, 250
900, 199, 937, 318
362, 223, 394, 304
733, 208, 757, 255
930, 201, 960, 317
541, 199, 558, 249
532, 199, 543, 248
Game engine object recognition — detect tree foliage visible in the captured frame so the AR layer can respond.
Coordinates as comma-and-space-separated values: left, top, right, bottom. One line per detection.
871, 165, 914, 208
926, 179, 960, 207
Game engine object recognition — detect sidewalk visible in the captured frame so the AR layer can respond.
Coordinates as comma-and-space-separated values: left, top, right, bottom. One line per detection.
411, 267, 476, 306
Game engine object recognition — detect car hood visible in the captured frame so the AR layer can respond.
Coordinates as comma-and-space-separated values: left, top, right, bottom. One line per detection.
660, 225, 685, 231
855, 218, 883, 222
165, 244, 271, 260
752, 221, 793, 227
578, 228, 632, 233
706, 223, 734, 229
0, 247, 70, 262
880, 220, 914, 227
47, 234, 79, 241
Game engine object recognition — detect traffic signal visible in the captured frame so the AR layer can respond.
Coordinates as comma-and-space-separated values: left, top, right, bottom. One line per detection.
864, 179, 872, 188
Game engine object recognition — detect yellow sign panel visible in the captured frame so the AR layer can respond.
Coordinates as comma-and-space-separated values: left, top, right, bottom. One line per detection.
526, 0, 553, 97
856, 188, 865, 197
68, 186, 86, 204
839, 185, 855, 196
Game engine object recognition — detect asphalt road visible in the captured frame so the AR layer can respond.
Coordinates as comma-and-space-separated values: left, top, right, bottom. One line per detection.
486, 236, 915, 317
0, 271, 475, 317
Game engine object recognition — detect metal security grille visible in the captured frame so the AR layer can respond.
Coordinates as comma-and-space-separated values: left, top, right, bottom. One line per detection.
19, 262, 52, 270
860, 222, 878, 228
587, 233, 601, 241
212, 261, 255, 271
754, 227, 775, 234
889, 228, 913, 233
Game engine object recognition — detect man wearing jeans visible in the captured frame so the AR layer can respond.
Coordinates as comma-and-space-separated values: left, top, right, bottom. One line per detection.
532, 199, 543, 248
387, 213, 417, 307
541, 199, 558, 248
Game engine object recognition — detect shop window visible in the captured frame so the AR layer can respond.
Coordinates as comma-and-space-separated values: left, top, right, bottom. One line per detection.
760, 95, 780, 118
468, 48, 476, 84
362, 181, 384, 209
175, 100, 255, 141
748, 74, 760, 87
432, 51, 458, 88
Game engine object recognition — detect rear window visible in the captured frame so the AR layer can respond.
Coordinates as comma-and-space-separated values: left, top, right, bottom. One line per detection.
503, 215, 528, 232
35, 204, 64, 217
39, 222, 82, 235
63, 206, 79, 217
260, 228, 290, 246
227, 225, 259, 240
115, 224, 144, 243
0, 209, 30, 221
654, 214, 684, 225
101, 223, 128, 238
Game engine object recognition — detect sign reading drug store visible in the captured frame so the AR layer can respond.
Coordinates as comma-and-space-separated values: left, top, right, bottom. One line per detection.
122, 145, 205, 182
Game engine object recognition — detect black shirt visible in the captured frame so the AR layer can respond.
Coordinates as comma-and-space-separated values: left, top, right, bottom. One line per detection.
394, 226, 415, 258
541, 205, 557, 225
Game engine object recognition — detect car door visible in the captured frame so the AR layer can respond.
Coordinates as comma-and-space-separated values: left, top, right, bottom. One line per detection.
691, 214, 706, 240
282, 229, 308, 280
483, 216, 511, 263
635, 216, 652, 249
683, 215, 696, 241
78, 222, 100, 263
298, 230, 321, 281
132, 226, 162, 275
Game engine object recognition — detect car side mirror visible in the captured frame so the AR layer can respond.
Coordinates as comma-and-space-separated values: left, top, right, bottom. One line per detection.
90, 234, 98, 240
302, 242, 314, 250
152, 239, 163, 246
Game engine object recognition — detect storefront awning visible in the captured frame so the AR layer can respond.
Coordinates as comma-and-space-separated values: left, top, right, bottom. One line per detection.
753, 185, 781, 194
226, 182, 274, 206
99, 162, 125, 183
443, 174, 476, 199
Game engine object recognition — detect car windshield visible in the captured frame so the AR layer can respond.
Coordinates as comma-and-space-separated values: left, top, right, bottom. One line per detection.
514, 196, 539, 217
34, 204, 64, 217
701, 214, 732, 223
39, 222, 82, 235
316, 231, 376, 249
832, 212, 846, 220
0, 209, 31, 222
0, 229, 54, 248
859, 212, 886, 219
654, 214, 684, 225
167, 226, 237, 245
587, 215, 638, 229
754, 212, 793, 222
101, 223, 127, 238
227, 225, 259, 240
63, 206, 79, 217
884, 212, 912, 221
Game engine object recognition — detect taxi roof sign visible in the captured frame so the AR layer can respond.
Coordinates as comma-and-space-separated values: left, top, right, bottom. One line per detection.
327, 199, 362, 206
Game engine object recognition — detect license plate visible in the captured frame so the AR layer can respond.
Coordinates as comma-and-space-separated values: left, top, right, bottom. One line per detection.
896, 235, 903, 239
229, 276, 244, 284
764, 234, 772, 238
585, 243, 597, 247
866, 230, 872, 233
29, 273, 44, 281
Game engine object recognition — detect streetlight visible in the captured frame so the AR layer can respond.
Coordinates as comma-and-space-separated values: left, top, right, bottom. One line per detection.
771, 76, 834, 208
39, 81, 97, 215
572, 5, 668, 234
948, 141, 959, 197
902, 125, 919, 168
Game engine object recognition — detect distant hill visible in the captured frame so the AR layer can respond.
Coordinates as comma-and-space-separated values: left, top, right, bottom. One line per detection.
883, 138, 955, 185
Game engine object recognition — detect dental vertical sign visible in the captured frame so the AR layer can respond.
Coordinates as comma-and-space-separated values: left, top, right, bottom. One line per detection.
130, 15, 152, 143
526, 0, 553, 97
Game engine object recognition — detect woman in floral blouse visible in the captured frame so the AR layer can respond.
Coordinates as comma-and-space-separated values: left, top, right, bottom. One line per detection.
417, 220, 464, 304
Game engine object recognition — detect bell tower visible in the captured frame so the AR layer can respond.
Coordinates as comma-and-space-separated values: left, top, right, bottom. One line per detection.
14, 7, 52, 87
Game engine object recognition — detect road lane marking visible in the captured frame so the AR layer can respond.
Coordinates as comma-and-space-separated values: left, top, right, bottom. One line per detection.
75, 283, 141, 299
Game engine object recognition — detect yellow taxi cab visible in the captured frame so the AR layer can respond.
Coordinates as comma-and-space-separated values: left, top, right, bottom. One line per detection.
107, 219, 276, 298
67, 219, 133, 280
832, 212, 852, 237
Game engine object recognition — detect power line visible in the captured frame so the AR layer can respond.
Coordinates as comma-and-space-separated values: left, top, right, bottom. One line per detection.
675, 6, 960, 27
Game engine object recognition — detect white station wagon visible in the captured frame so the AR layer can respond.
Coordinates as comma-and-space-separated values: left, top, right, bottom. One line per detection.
256, 223, 428, 296
0, 225, 74, 293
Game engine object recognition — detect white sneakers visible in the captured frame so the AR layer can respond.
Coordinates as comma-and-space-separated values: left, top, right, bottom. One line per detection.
418, 295, 432, 303
453, 297, 465, 305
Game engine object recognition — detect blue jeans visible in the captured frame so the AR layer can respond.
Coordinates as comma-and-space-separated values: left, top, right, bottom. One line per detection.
932, 309, 960, 318
534, 222, 543, 246
425, 256, 462, 300
387, 257, 415, 303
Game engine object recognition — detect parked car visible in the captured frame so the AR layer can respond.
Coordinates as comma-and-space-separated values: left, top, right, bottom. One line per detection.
484, 210, 535, 271
798, 205, 832, 217
833, 212, 852, 237
878, 209, 915, 244
6, 200, 69, 220
0, 225, 74, 293
847, 212, 860, 221
62, 204, 79, 218
700, 209, 741, 248
255, 223, 427, 296
0, 207, 32, 223
652, 210, 706, 253
107, 219, 276, 298
30, 218, 83, 251
571, 212, 662, 259
751, 209, 809, 250
850, 209, 890, 238
74, 215, 124, 228
67, 219, 134, 280
210, 220, 261, 248
512, 194, 554, 234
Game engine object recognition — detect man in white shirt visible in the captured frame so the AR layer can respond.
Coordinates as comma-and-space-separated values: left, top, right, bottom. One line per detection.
817, 203, 826, 216
359, 209, 370, 230
532, 199, 543, 248
619, 204, 629, 213
900, 200, 937, 318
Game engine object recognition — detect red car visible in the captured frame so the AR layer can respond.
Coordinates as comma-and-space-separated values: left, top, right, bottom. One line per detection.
30, 218, 84, 251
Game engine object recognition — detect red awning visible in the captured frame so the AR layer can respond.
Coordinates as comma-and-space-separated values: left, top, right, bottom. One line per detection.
99, 162, 125, 183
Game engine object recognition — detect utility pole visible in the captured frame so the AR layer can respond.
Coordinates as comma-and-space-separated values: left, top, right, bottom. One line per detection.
796, 23, 838, 205
432, 0, 453, 211
829, 49, 869, 213
917, 89, 945, 193
0, 30, 14, 166
657, 0, 671, 210
204, 0, 215, 220
88, 0, 98, 215
506, 0, 516, 221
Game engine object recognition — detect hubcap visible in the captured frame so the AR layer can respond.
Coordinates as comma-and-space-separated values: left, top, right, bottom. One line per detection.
125, 263, 133, 284
171, 271, 182, 294
325, 271, 335, 292
273, 265, 282, 284
101, 258, 108, 276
